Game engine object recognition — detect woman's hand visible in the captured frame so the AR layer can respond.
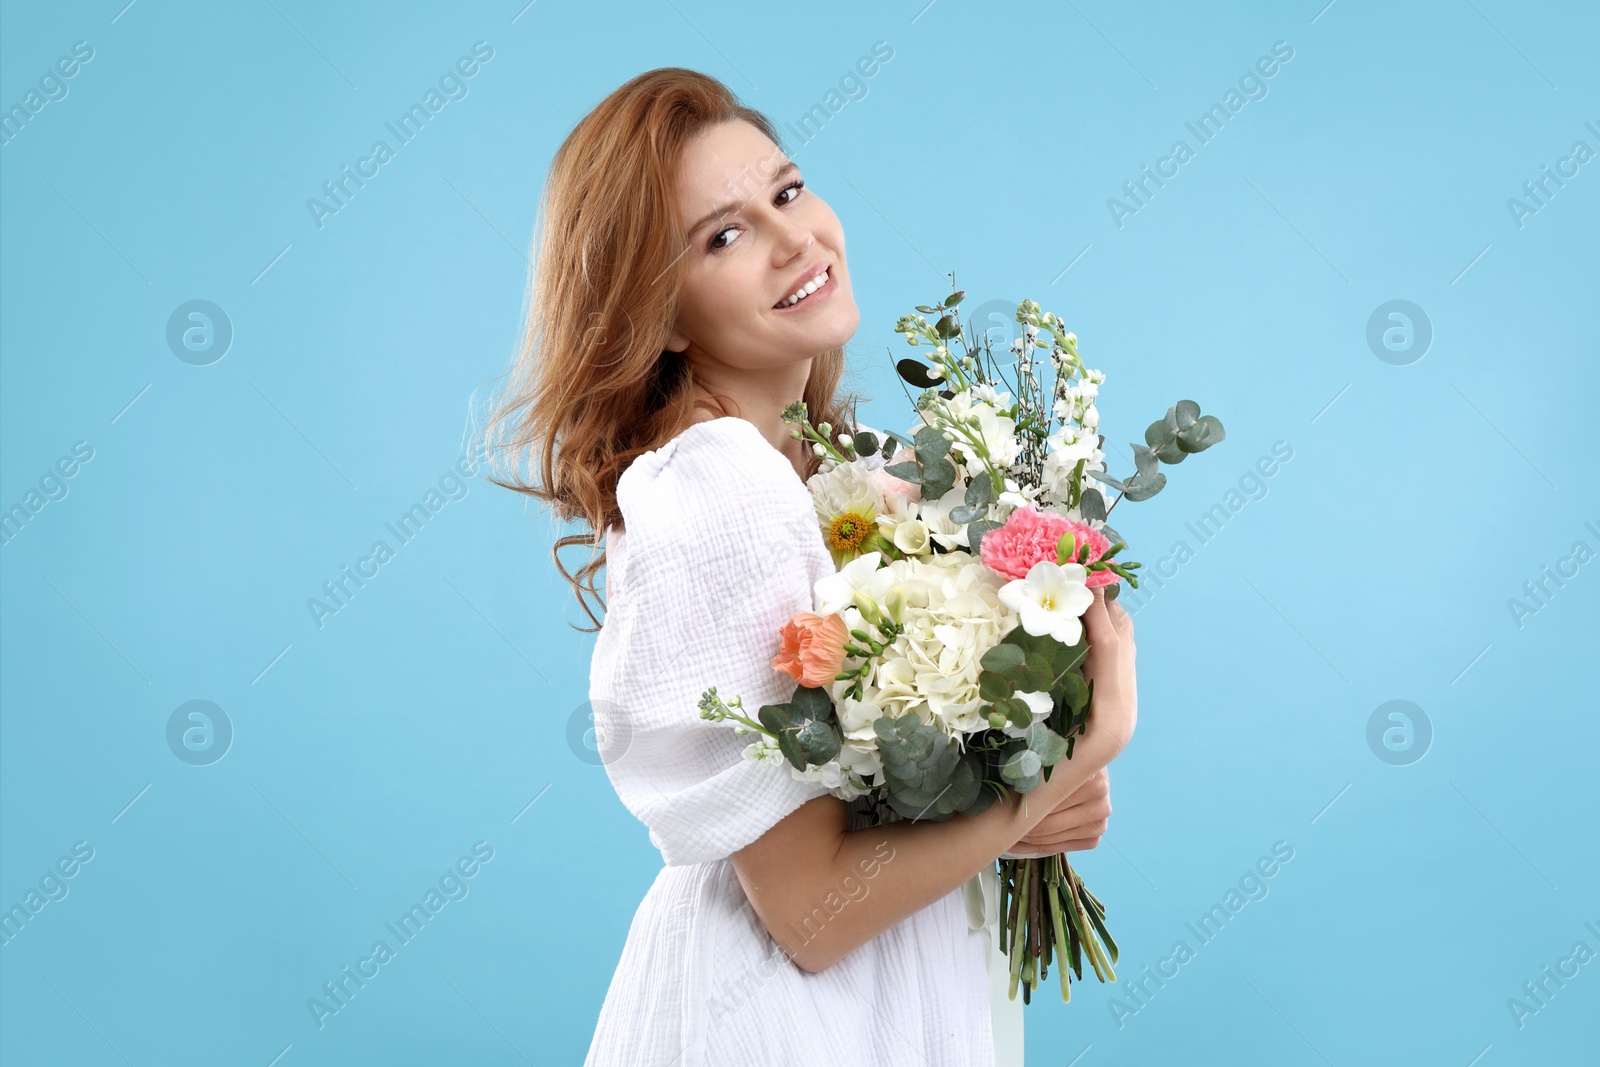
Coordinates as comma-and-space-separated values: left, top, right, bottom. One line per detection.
1000, 586, 1138, 841
1077, 586, 1138, 764
1005, 767, 1111, 856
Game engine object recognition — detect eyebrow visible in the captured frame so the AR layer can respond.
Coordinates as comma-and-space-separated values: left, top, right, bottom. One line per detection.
687, 161, 800, 240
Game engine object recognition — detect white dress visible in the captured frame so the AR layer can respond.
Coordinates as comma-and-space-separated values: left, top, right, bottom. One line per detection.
583, 415, 1023, 1066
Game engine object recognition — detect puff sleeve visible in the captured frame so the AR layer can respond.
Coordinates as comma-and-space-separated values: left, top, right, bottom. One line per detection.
588, 418, 837, 866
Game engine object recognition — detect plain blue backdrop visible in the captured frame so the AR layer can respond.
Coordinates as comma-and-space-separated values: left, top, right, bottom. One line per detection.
2, 1, 1596, 1064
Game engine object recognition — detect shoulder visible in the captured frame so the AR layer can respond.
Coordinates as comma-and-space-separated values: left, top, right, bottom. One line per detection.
616, 417, 799, 528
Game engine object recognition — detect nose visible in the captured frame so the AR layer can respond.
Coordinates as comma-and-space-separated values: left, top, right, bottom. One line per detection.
773, 217, 814, 262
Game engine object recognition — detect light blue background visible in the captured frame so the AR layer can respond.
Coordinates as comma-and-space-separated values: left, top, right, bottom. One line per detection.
2, 1, 1595, 1064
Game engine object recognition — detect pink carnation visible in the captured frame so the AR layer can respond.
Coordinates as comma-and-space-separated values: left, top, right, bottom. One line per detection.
980, 504, 1121, 588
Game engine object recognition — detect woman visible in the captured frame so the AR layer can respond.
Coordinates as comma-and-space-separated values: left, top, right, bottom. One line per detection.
485, 67, 1137, 1066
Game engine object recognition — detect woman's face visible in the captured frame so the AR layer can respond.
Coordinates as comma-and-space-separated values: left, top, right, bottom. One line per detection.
665, 119, 859, 380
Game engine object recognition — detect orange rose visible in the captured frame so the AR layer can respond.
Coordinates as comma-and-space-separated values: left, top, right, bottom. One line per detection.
772, 611, 850, 688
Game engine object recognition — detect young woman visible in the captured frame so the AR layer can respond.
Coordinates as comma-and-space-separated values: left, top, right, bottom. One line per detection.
485, 67, 1138, 1066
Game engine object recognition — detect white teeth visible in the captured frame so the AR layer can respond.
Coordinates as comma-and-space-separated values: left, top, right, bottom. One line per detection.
778, 268, 829, 307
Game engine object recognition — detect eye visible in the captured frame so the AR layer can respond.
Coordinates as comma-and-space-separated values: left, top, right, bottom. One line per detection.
706, 178, 807, 252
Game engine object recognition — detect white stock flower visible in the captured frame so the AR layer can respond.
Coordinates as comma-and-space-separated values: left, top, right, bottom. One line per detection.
997, 561, 1094, 645
744, 737, 785, 765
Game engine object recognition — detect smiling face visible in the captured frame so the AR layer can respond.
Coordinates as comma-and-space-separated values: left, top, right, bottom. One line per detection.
665, 119, 859, 395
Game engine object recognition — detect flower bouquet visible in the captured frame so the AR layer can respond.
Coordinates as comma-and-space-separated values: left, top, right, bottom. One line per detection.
698, 289, 1224, 1003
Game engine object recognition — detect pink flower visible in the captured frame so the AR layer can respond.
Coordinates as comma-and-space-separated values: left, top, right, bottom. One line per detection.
772, 612, 850, 688
981, 504, 1121, 588
873, 446, 921, 502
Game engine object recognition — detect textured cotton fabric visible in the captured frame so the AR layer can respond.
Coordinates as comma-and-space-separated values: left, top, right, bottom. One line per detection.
584, 416, 999, 1066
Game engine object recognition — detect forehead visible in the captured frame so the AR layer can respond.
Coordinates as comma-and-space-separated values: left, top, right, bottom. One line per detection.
676, 119, 788, 218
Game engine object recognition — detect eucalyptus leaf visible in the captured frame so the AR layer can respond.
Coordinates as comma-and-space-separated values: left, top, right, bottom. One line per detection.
795, 718, 842, 765
1145, 420, 1173, 450
1079, 487, 1106, 523
896, 359, 941, 389
1086, 469, 1126, 492
1174, 399, 1200, 429
981, 643, 1027, 674
1176, 414, 1225, 452
1121, 471, 1167, 501
1025, 722, 1069, 766
852, 430, 881, 458
883, 460, 922, 484
921, 456, 956, 500
913, 424, 952, 461
1131, 443, 1159, 477
979, 671, 1014, 702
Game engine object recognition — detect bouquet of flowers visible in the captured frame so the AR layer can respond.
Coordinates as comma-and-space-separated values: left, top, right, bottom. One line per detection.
698, 288, 1224, 1003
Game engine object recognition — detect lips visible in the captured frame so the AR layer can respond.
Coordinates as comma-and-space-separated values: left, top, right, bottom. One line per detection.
773, 263, 832, 309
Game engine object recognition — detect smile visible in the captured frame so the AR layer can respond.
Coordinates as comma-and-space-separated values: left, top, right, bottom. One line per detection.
773, 267, 834, 310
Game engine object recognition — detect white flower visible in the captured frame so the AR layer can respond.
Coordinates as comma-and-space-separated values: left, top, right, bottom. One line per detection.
1000, 690, 1056, 738
998, 561, 1094, 645
915, 483, 975, 551
864, 555, 1014, 735
892, 518, 931, 555
814, 551, 889, 615
744, 736, 786, 765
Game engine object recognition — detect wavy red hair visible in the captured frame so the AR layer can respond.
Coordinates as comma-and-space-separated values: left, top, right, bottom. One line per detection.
480, 68, 863, 632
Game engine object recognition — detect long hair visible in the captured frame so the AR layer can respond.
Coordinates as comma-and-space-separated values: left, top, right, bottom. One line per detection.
480, 68, 864, 633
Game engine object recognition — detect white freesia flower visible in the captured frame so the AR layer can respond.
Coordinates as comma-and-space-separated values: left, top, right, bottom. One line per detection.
892, 518, 931, 555
997, 560, 1094, 645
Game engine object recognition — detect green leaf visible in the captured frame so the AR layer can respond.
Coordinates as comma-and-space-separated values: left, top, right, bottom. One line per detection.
852, 430, 881, 458
1020, 652, 1055, 693
1002, 747, 1043, 791
1079, 488, 1106, 523
873, 713, 977, 819
896, 359, 941, 389
795, 718, 841, 765
1131, 443, 1159, 478
965, 517, 1001, 558
1000, 696, 1033, 730
1174, 400, 1200, 430
789, 683, 833, 721
1153, 438, 1187, 465
1144, 419, 1172, 450
921, 457, 956, 501
913, 424, 952, 461
1120, 471, 1167, 501
980, 643, 1027, 674
1176, 414, 1225, 453
934, 314, 957, 339
1086, 469, 1126, 492
1026, 722, 1069, 766
1062, 671, 1089, 711
883, 460, 922, 484
979, 671, 1014, 702
943, 289, 966, 308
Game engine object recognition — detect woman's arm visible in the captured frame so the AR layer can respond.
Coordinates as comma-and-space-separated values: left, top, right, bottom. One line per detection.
730, 588, 1137, 974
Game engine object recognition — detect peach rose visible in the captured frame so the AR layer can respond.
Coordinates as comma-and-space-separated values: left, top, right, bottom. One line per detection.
772, 611, 850, 688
